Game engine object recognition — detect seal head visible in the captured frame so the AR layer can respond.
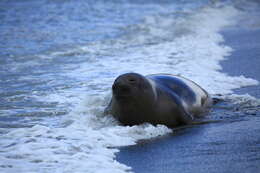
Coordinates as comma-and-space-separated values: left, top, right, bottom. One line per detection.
110, 73, 157, 125
112, 73, 154, 101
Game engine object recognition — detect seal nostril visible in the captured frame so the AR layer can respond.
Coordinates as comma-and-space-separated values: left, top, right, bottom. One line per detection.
112, 84, 116, 91
112, 82, 131, 95
112, 83, 121, 92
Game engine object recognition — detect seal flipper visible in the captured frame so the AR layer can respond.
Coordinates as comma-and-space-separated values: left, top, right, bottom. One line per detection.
176, 105, 194, 125
167, 91, 194, 125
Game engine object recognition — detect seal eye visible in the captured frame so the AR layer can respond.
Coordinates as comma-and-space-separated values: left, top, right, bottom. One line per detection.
128, 78, 136, 83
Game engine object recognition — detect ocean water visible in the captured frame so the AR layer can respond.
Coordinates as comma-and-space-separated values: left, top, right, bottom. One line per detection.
0, 0, 259, 172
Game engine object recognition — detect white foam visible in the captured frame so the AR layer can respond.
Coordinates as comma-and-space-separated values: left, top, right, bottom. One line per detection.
1, 4, 259, 173
222, 94, 260, 108
63, 6, 258, 95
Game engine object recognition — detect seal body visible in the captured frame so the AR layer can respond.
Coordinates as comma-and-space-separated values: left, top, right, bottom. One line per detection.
106, 73, 212, 127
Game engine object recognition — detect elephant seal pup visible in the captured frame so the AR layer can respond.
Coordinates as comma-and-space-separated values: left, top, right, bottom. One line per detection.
105, 73, 212, 127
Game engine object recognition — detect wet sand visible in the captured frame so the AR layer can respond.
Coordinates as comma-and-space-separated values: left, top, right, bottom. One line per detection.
116, 21, 260, 173
221, 28, 260, 98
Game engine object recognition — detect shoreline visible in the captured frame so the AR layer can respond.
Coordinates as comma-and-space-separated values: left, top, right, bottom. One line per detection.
116, 17, 260, 173
220, 28, 260, 98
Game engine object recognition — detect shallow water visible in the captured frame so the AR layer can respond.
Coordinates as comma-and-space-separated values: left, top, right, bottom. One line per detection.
0, 0, 260, 172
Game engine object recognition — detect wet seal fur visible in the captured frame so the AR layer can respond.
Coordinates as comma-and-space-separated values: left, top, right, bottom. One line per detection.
105, 73, 212, 127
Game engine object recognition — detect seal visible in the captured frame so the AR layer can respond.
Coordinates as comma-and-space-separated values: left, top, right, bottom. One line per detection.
105, 73, 212, 127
